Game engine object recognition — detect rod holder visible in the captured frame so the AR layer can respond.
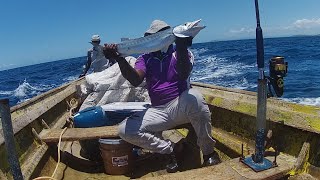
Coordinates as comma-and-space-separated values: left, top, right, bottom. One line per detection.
240, 0, 276, 172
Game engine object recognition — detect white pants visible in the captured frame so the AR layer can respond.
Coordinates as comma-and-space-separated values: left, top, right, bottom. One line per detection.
118, 88, 216, 155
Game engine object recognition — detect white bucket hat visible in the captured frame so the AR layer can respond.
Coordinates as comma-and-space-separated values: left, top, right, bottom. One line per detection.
145, 20, 170, 35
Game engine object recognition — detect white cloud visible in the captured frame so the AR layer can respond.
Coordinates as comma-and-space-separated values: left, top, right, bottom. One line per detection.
227, 18, 320, 39
292, 18, 320, 29
229, 27, 255, 34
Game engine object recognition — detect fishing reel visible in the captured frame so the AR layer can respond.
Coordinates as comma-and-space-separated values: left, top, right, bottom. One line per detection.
267, 56, 288, 97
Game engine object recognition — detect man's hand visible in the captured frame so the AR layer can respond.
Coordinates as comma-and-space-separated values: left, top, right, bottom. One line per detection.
103, 43, 120, 59
175, 37, 193, 48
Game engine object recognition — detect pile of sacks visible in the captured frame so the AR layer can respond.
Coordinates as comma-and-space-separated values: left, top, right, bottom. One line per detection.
79, 56, 150, 111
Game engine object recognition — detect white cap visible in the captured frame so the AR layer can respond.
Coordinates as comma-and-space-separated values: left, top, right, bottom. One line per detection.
91, 35, 100, 42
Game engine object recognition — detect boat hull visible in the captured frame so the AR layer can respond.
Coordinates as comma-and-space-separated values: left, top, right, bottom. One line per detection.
0, 79, 319, 179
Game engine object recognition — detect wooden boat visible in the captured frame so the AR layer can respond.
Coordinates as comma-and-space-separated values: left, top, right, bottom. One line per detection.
1, 77, 319, 179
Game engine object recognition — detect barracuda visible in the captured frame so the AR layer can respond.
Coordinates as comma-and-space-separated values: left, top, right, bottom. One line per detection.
117, 19, 205, 57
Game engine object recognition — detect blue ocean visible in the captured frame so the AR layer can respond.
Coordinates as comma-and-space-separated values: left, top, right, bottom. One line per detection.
1, 36, 319, 107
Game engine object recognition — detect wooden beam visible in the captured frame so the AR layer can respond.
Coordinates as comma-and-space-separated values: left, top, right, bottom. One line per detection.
21, 144, 48, 180
144, 153, 296, 180
39, 126, 119, 142
20, 112, 69, 180
0, 169, 7, 180
292, 142, 310, 174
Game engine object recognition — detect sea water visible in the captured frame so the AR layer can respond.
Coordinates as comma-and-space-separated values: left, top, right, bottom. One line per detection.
0, 36, 319, 107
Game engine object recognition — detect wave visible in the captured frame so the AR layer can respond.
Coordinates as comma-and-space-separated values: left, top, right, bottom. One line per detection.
228, 77, 257, 90
0, 90, 12, 95
13, 80, 40, 98
13, 79, 55, 98
283, 97, 320, 107
63, 75, 78, 82
192, 54, 255, 81
191, 47, 209, 57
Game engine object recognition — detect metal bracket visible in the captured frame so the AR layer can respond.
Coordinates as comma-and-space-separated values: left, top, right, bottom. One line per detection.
241, 155, 276, 172
239, 144, 245, 162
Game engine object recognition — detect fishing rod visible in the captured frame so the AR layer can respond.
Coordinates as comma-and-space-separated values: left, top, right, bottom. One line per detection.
240, 0, 278, 172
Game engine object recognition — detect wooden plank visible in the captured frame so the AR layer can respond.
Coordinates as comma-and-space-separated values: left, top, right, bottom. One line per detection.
228, 154, 296, 179
144, 153, 296, 180
21, 144, 48, 180
20, 111, 69, 179
292, 142, 310, 174
39, 126, 119, 142
213, 128, 255, 156
0, 169, 7, 180
40, 123, 195, 143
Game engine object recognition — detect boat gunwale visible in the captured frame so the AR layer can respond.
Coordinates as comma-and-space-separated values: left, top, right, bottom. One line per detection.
9, 77, 85, 113
192, 81, 320, 135
0, 78, 85, 146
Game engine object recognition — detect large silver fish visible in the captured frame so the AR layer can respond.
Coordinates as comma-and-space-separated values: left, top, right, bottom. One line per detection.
117, 19, 205, 57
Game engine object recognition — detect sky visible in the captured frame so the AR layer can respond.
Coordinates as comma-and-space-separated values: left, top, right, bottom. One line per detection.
1, 0, 320, 71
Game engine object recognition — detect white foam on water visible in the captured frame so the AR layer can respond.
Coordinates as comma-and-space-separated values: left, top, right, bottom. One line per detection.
0, 90, 12, 95
191, 51, 258, 91
192, 54, 252, 80
13, 80, 35, 97
63, 75, 78, 82
192, 56, 224, 81
230, 77, 257, 90
17, 98, 31, 104
283, 97, 320, 107
13, 79, 49, 98
191, 47, 209, 58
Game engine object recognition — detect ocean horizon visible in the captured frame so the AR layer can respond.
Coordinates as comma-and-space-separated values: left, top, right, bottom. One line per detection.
1, 36, 319, 107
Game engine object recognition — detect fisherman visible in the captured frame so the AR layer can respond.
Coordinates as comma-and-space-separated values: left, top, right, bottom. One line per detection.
103, 20, 220, 173
79, 35, 116, 78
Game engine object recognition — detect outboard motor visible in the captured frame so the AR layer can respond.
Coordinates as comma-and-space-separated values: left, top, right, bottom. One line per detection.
267, 56, 288, 97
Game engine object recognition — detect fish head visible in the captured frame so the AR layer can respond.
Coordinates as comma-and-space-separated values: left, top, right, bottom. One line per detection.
173, 19, 206, 38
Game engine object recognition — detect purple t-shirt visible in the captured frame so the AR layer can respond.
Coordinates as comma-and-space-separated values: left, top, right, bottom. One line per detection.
134, 45, 193, 106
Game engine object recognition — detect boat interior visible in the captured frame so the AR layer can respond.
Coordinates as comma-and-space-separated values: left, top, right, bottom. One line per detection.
1, 78, 320, 179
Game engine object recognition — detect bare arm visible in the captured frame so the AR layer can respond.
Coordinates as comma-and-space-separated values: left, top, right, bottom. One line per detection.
115, 56, 145, 86
175, 37, 193, 80
103, 44, 145, 87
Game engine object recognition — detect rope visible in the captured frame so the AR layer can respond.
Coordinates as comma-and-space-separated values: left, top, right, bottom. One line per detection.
66, 98, 79, 127
33, 127, 68, 180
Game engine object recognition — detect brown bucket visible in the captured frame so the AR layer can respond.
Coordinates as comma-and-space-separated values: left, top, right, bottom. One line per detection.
99, 138, 134, 175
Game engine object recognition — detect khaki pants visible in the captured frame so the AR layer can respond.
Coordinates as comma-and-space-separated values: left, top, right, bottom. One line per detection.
118, 88, 216, 155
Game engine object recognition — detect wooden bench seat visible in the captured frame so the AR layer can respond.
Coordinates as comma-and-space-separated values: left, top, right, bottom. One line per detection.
39, 126, 119, 143
39, 124, 194, 143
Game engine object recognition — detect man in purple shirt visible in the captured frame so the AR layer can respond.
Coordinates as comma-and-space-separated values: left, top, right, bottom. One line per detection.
104, 20, 220, 173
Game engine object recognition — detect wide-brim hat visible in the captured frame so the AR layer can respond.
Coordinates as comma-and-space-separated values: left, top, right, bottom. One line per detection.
145, 20, 170, 34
